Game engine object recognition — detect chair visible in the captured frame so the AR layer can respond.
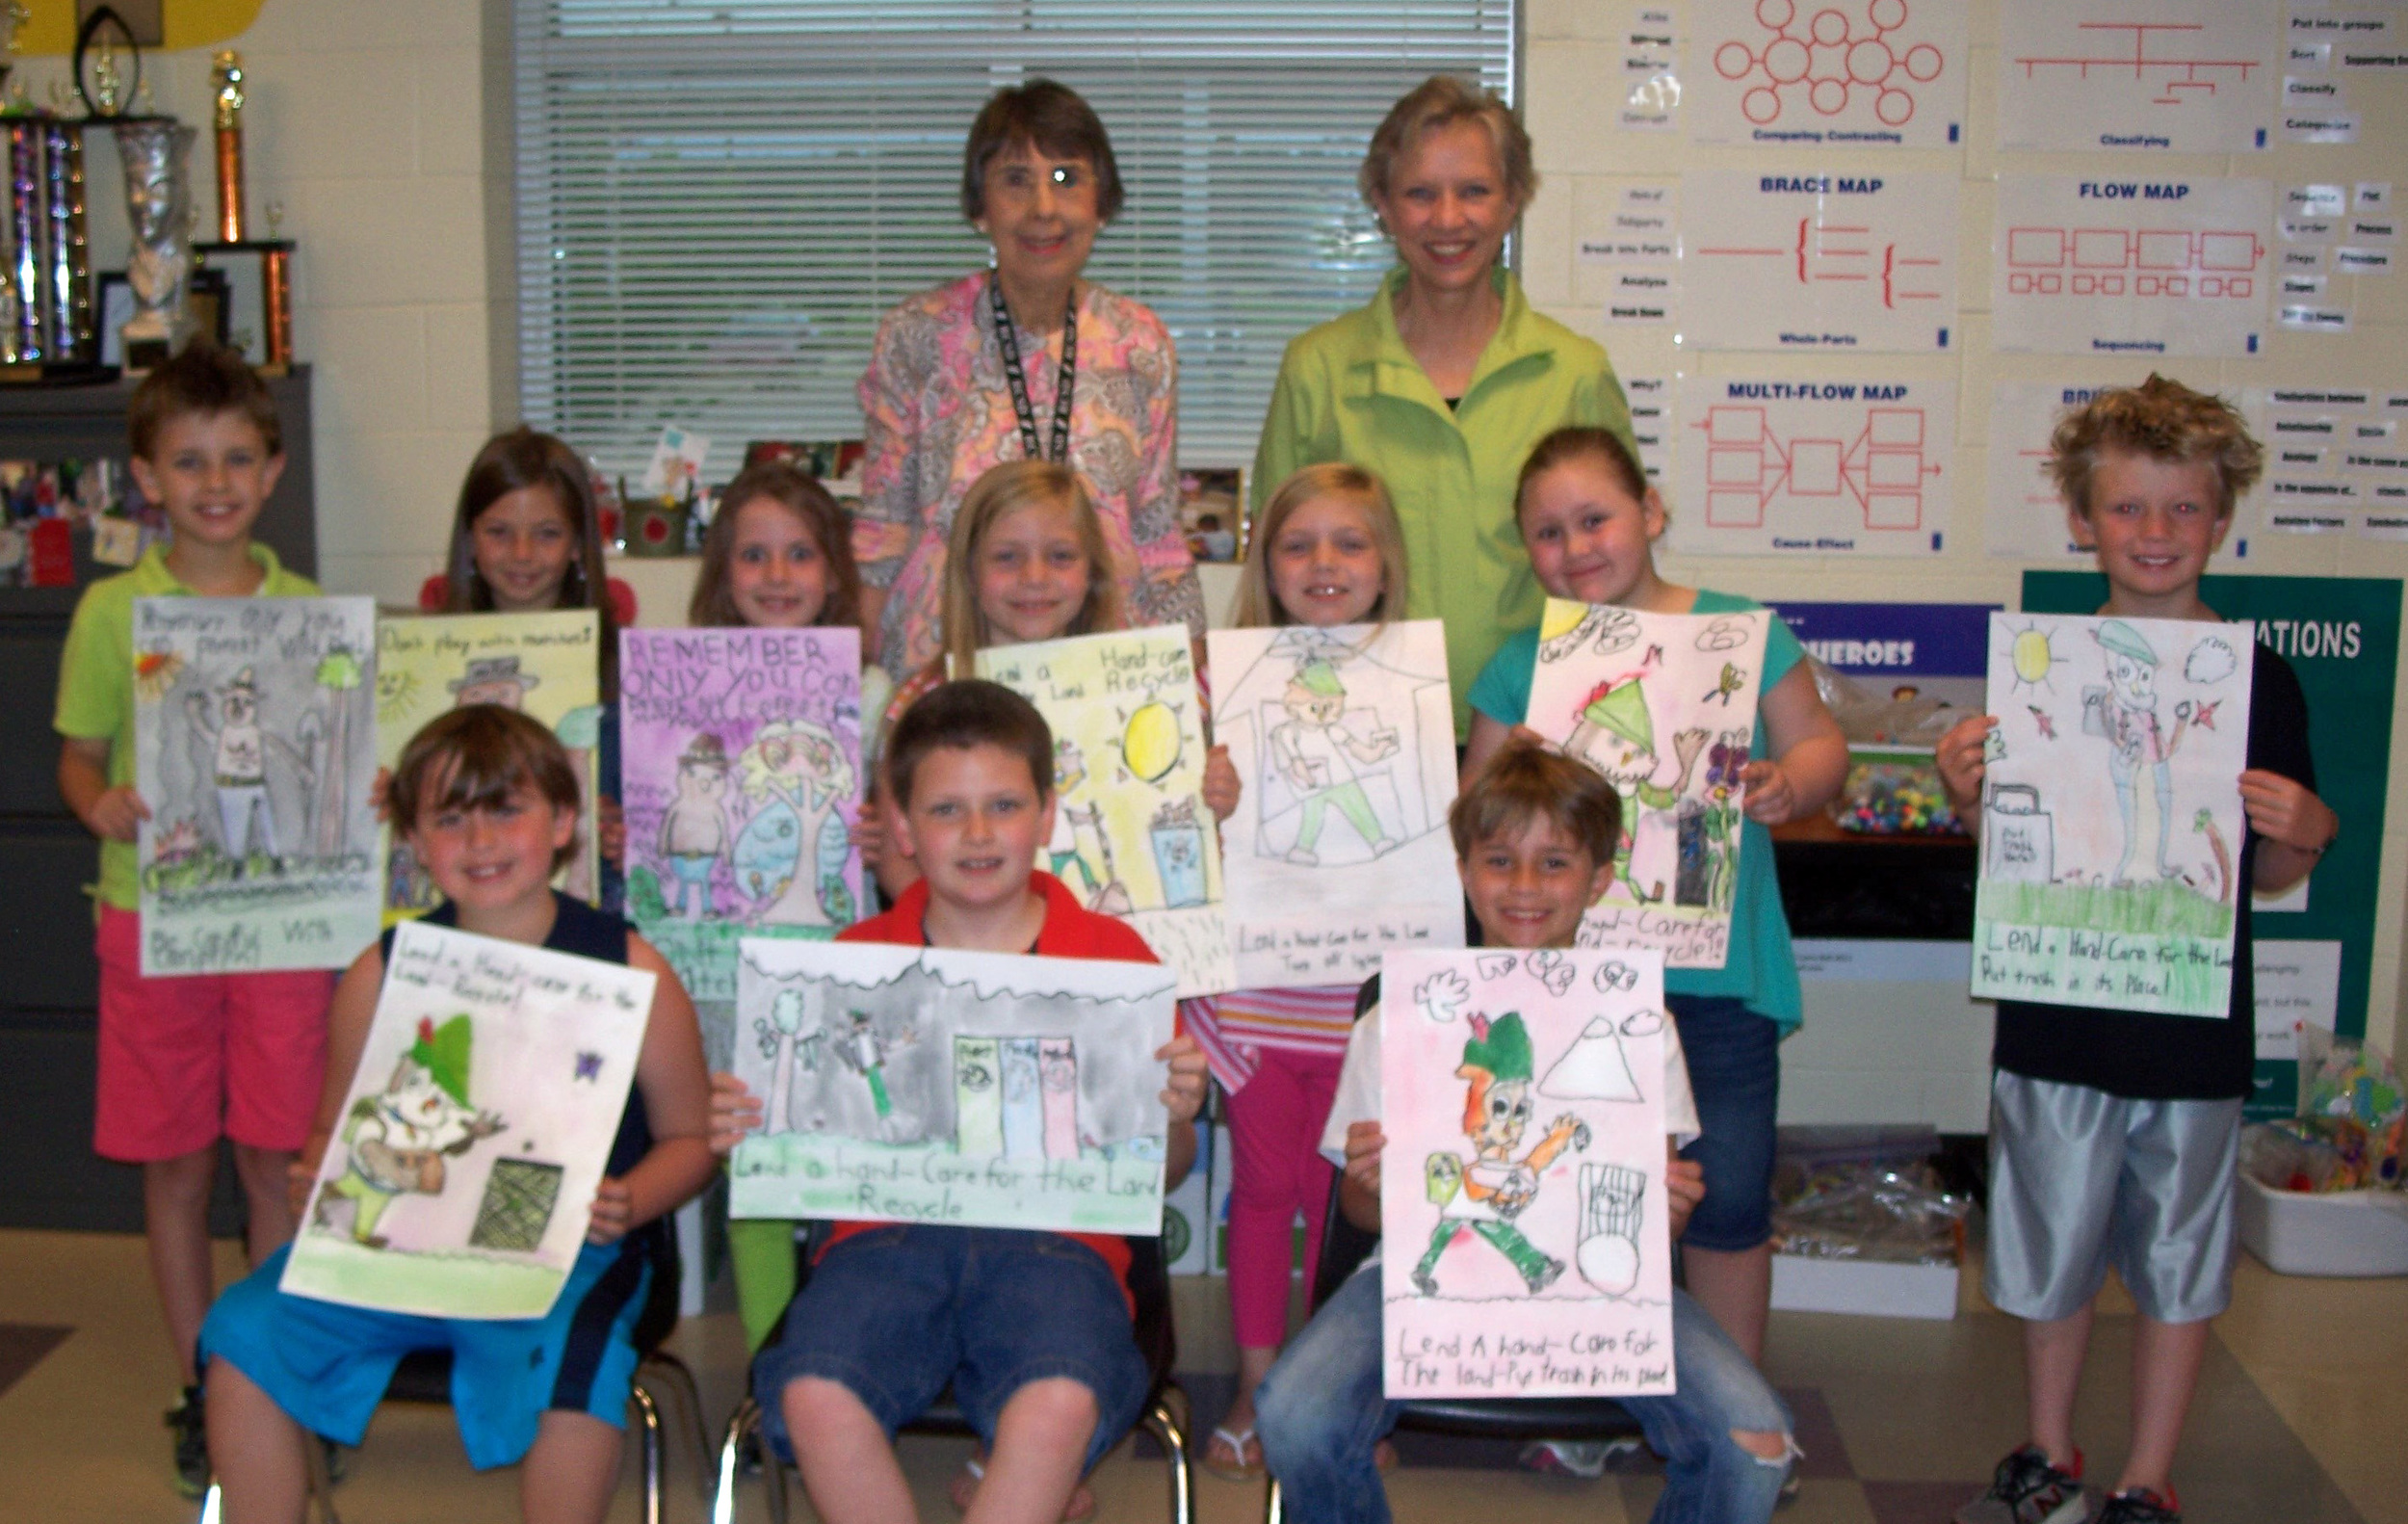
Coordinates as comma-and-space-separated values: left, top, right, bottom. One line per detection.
1263, 981, 1647, 1524
711, 1227, 1194, 1524
197, 1225, 710, 1524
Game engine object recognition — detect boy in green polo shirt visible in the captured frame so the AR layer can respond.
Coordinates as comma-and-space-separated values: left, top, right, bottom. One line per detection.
53, 343, 332, 1497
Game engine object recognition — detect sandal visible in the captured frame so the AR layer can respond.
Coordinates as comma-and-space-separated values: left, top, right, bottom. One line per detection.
1203, 1424, 1264, 1483
949, 1454, 1097, 1522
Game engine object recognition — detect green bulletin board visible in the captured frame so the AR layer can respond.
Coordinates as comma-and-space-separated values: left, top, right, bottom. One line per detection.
2023, 573, 2402, 1115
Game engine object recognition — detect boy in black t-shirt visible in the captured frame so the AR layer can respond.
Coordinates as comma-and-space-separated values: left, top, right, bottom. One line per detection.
1936, 377, 2337, 1524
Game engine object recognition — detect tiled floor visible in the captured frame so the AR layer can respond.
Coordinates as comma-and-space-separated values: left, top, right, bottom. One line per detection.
3, 1227, 2399, 1524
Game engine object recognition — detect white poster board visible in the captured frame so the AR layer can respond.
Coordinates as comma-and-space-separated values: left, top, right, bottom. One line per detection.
1997, 0, 2278, 154
1992, 176, 2273, 358
1673, 373, 1955, 556
1688, 0, 1967, 150
1681, 171, 1959, 352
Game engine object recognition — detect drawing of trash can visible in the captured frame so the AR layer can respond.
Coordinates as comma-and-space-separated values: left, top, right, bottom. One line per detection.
1983, 783, 2055, 883
1151, 797, 1209, 907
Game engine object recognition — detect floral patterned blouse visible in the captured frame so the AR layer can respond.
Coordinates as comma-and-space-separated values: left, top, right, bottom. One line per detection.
851, 272, 1202, 677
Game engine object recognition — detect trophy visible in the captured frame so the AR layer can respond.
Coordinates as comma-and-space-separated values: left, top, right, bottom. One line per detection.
115, 117, 193, 367
212, 52, 245, 242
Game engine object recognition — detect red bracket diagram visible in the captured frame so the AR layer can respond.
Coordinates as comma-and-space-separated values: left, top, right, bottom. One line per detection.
1696, 405, 1940, 530
1713, 0, 1945, 126
2003, 225, 2264, 299
2013, 22, 2261, 107
1695, 218, 1946, 308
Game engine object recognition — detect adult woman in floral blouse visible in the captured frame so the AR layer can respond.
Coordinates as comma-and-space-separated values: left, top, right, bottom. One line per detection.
852, 80, 1202, 677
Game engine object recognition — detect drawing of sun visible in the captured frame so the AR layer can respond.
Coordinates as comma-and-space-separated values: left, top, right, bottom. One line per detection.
2002, 621, 2060, 694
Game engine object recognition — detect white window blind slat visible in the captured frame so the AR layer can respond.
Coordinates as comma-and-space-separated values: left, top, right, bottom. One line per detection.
515, 1, 1514, 471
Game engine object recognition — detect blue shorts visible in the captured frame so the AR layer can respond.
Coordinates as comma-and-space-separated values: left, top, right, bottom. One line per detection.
752, 1224, 1149, 1473
1669, 994, 1781, 1252
198, 1237, 651, 1471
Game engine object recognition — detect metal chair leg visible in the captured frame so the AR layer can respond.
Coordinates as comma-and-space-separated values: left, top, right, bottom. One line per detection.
301, 1429, 343, 1524
630, 1381, 664, 1524
640, 1351, 714, 1501
1264, 1476, 1284, 1524
1142, 1394, 1193, 1524
715, 1396, 790, 1524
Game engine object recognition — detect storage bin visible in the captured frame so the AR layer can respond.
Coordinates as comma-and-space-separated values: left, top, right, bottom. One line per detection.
2236, 1170, 2408, 1277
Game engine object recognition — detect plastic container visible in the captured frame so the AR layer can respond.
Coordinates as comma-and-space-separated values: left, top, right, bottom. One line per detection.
2235, 1171, 2408, 1276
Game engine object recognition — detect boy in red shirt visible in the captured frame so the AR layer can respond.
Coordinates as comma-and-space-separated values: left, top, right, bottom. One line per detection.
714, 679, 1207, 1524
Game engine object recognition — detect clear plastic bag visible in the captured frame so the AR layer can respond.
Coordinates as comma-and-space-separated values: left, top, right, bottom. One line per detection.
1770, 1126, 1972, 1266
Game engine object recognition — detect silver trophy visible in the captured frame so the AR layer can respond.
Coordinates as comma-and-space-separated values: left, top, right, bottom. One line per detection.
115, 117, 193, 362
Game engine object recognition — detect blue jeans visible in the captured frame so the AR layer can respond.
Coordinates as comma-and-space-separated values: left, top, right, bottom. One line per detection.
751, 1224, 1149, 1472
1666, 994, 1781, 1251
1256, 1263, 1793, 1524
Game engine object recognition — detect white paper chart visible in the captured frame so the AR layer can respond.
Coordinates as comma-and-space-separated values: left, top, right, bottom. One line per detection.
1996, 0, 2278, 154
1672, 374, 1955, 556
1682, 171, 1959, 353
1689, 0, 1968, 150
2245, 385, 2408, 539
1991, 177, 2273, 359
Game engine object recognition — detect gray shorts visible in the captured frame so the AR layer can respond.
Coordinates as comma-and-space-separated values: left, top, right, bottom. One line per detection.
1983, 1071, 2242, 1325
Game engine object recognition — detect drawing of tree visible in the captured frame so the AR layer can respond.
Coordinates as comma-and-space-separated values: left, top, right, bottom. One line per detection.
763, 985, 815, 1133
311, 644, 365, 856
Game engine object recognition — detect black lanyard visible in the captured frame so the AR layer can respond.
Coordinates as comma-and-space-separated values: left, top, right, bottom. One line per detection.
989, 272, 1078, 464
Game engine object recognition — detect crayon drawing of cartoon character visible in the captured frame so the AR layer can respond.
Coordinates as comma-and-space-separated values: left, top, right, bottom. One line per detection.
1412, 1012, 1589, 1296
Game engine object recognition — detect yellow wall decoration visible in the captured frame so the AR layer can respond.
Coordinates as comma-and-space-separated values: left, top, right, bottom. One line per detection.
15, 0, 263, 56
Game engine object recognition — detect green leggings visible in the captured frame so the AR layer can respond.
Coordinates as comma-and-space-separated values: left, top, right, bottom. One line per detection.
1296, 781, 1381, 853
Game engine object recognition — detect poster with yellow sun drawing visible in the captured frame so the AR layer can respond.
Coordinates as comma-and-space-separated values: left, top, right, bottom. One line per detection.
1523, 600, 1768, 969
376, 612, 603, 922
977, 625, 1236, 996
1974, 613, 2256, 1018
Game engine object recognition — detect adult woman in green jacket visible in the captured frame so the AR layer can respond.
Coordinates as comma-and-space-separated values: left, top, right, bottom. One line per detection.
1250, 75, 1640, 740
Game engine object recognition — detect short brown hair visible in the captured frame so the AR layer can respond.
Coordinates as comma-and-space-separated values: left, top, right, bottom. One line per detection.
1359, 74, 1536, 222
128, 339, 282, 460
884, 679, 1054, 812
690, 461, 863, 629
2050, 374, 2264, 519
1235, 462, 1410, 628
1449, 741, 1623, 871
389, 704, 583, 873
1516, 425, 1650, 520
442, 427, 620, 697
940, 460, 1121, 675
961, 80, 1125, 223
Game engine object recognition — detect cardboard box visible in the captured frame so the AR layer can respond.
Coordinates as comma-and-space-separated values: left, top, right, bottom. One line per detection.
1769, 1253, 1960, 1320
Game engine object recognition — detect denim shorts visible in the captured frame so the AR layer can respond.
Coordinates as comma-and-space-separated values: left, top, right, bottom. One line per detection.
751, 1224, 1149, 1472
1668, 994, 1781, 1252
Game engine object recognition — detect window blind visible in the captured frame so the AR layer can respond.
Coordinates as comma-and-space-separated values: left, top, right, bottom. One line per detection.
512, 1, 1516, 477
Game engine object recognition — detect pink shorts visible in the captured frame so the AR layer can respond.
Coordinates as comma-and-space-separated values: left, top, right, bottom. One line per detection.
93, 906, 333, 1162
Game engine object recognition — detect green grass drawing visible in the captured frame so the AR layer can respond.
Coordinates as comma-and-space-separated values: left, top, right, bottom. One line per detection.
1979, 877, 2234, 939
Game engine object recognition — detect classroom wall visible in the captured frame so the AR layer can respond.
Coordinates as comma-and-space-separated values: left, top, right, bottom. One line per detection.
30, 0, 2408, 1063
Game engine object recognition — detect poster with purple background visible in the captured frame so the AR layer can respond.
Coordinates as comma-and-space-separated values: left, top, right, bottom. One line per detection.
619, 627, 865, 1009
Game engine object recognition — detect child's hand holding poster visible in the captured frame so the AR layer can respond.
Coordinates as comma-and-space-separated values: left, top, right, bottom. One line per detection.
1523, 600, 1768, 968
1205, 620, 1464, 986
132, 595, 380, 975
727, 938, 1177, 1235
376, 612, 602, 919
618, 626, 865, 1011
1380, 947, 1674, 1401
282, 921, 652, 1320
1973, 613, 2255, 1017
976, 626, 1237, 995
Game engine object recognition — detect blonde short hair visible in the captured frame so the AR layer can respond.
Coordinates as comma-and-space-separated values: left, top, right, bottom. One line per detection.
939, 460, 1121, 675
2049, 374, 2264, 519
1359, 75, 1537, 222
1235, 462, 1409, 629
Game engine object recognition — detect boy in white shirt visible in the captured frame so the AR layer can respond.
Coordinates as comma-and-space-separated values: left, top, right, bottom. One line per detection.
1254, 743, 1797, 1524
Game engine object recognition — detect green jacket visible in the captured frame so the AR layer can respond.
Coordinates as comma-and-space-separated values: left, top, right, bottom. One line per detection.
1249, 267, 1637, 737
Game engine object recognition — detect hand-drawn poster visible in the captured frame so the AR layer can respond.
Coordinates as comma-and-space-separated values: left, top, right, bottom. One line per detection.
618, 627, 864, 1010
976, 626, 1237, 996
282, 920, 652, 1319
1381, 947, 1673, 1400
726, 938, 1178, 1234
1973, 613, 2256, 1017
376, 612, 602, 921
1205, 620, 1463, 986
133, 596, 380, 975
1524, 601, 1768, 968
